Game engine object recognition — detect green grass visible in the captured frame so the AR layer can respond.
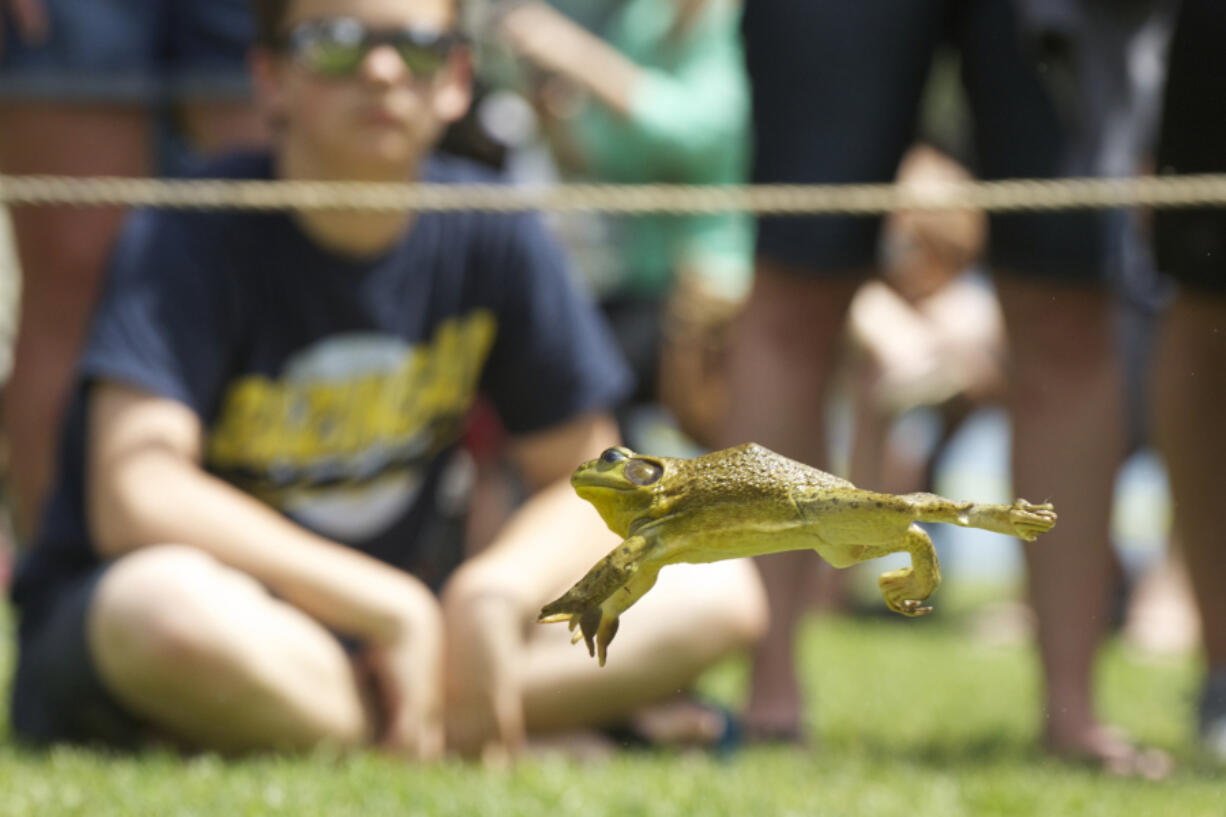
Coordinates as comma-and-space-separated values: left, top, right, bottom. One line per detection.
2, 593, 1224, 817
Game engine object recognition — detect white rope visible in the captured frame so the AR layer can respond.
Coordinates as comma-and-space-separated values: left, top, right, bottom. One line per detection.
3, 172, 1226, 214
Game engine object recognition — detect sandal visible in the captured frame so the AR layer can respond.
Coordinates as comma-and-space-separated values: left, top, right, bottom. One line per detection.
1199, 667, 1226, 763
603, 696, 742, 757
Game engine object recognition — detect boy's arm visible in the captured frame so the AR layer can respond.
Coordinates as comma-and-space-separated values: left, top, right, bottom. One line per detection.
459, 411, 623, 605
88, 380, 441, 646
441, 410, 621, 758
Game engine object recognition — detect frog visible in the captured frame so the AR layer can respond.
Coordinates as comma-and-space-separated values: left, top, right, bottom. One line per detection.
540, 443, 1057, 666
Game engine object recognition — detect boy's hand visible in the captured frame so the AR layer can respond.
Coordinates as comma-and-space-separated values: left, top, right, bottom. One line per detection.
362, 611, 446, 761
443, 591, 526, 764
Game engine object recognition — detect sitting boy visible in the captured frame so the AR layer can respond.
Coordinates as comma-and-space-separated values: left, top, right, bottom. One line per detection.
7, 0, 765, 760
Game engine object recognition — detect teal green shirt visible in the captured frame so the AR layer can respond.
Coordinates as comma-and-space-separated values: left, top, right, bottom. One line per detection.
568, 0, 754, 300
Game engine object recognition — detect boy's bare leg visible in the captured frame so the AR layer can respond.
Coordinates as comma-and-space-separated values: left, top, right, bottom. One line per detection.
89, 545, 377, 753
717, 261, 863, 740
715, 261, 863, 736
995, 276, 1163, 771
519, 558, 766, 733
178, 99, 268, 155
0, 104, 152, 539
1154, 296, 1226, 679
0, 100, 263, 541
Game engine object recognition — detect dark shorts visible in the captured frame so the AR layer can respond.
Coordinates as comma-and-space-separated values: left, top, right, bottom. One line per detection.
600, 295, 663, 407
9, 566, 145, 748
0, 0, 252, 104
1153, 0, 1226, 293
742, 0, 1107, 279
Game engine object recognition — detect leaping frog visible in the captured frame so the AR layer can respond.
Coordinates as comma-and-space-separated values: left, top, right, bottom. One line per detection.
540, 443, 1056, 665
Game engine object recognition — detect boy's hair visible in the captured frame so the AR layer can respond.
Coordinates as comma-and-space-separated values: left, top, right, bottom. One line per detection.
250, 0, 293, 49
249, 0, 466, 48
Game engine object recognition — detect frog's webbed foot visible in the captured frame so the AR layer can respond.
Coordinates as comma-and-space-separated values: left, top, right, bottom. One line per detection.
538, 535, 658, 666
1007, 499, 1057, 542
873, 525, 941, 617
539, 597, 622, 666
538, 603, 619, 663
877, 566, 934, 617
539, 581, 626, 666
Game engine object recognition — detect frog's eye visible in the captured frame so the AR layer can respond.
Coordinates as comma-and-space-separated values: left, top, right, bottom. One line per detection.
625, 458, 663, 486
600, 448, 628, 465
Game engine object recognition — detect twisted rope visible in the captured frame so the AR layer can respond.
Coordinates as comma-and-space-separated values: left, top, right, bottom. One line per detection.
3, 172, 1226, 214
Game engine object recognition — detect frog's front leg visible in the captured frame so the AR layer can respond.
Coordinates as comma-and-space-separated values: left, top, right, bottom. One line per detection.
538, 535, 660, 665
877, 523, 942, 616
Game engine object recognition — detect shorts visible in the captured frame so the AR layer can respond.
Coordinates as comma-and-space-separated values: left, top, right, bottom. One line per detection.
9, 566, 145, 748
600, 295, 663, 407
742, 0, 1107, 279
1153, 0, 1226, 293
0, 0, 252, 104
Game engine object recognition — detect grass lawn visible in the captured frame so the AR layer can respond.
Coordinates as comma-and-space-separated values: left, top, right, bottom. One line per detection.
1, 588, 1223, 817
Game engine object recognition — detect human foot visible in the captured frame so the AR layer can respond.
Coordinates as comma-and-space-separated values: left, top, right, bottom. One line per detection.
523, 729, 618, 763
1045, 724, 1173, 780
1198, 668, 1226, 763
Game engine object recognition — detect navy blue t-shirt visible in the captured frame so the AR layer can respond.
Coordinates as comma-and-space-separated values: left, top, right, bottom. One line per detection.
11, 151, 632, 618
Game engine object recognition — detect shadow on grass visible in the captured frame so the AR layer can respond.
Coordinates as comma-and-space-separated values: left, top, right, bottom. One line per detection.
814, 730, 1226, 782
822, 730, 1039, 768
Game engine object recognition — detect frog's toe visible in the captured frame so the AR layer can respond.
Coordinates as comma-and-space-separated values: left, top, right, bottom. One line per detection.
575, 606, 621, 666
539, 596, 627, 666
883, 592, 932, 616
1010, 499, 1058, 541
898, 599, 933, 616
539, 583, 611, 624
878, 568, 934, 617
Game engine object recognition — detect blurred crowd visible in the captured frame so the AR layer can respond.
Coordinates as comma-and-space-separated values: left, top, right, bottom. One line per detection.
0, 0, 1223, 774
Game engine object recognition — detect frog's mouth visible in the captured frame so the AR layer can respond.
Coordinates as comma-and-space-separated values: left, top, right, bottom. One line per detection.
571, 474, 637, 494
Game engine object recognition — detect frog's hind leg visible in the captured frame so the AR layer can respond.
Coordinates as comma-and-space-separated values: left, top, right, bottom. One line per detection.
877, 523, 942, 616
901, 492, 1057, 542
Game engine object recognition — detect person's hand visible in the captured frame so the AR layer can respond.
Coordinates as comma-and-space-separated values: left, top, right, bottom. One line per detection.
0, 0, 49, 57
659, 269, 743, 449
360, 607, 446, 761
497, 0, 639, 117
442, 588, 527, 765
496, 2, 585, 77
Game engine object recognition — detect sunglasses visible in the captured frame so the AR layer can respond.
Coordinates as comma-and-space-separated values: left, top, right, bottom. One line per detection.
279, 18, 463, 80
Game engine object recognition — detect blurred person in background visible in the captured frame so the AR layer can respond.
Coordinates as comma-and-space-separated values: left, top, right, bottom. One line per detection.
6, 0, 766, 760
1151, 0, 1226, 763
0, 0, 268, 544
801, 142, 1006, 615
496, 0, 752, 451
842, 143, 1003, 500
725, 0, 1172, 774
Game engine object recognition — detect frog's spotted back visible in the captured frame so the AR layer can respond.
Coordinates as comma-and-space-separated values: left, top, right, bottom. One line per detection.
670, 443, 853, 504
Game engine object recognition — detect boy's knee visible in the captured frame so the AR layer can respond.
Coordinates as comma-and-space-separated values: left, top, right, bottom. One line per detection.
716, 560, 769, 649
741, 278, 856, 357
88, 544, 261, 682
653, 560, 768, 655
441, 560, 525, 620
1000, 283, 1117, 377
